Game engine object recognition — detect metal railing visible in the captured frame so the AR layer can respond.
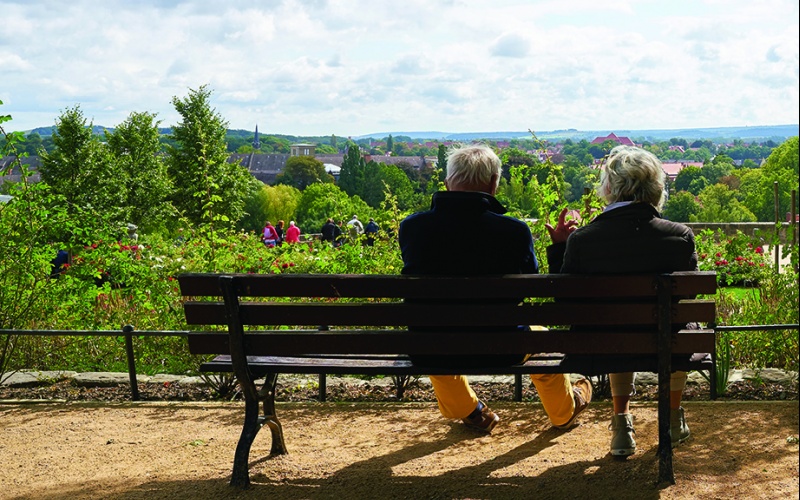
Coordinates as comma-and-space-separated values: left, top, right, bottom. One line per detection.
2, 322, 798, 401
1, 326, 188, 401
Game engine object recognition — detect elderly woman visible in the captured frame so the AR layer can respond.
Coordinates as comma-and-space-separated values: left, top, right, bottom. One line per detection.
545, 145, 697, 457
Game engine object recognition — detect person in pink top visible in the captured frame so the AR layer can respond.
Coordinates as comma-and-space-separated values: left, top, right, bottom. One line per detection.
285, 221, 301, 243
262, 221, 278, 247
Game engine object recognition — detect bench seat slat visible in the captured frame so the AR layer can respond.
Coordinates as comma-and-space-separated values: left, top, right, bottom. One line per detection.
199, 352, 713, 377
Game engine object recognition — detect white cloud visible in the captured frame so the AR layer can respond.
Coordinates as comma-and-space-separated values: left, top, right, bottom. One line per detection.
489, 33, 531, 58
1, 0, 797, 135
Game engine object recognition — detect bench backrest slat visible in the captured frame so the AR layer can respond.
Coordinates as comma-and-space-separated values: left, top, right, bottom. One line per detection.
186, 329, 715, 356
182, 301, 715, 327
178, 272, 716, 359
178, 272, 717, 299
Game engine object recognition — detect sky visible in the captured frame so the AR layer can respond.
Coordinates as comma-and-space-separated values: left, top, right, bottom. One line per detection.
1, 0, 798, 137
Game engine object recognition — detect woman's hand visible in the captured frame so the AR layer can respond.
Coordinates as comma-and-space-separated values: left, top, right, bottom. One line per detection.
544, 207, 578, 244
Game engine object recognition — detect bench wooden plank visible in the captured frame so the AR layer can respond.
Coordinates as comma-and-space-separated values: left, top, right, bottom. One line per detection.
183, 300, 715, 327
187, 329, 714, 356
178, 271, 717, 299
199, 352, 713, 377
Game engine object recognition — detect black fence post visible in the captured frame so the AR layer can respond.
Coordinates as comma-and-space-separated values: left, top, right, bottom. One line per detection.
123, 324, 140, 401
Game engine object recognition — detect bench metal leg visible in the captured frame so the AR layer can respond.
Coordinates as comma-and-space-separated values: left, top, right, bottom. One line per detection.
231, 391, 261, 488
230, 373, 286, 488
656, 366, 674, 485
260, 373, 287, 455
656, 275, 675, 485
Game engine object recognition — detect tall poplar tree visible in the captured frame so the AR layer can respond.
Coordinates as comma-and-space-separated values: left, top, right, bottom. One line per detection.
106, 111, 173, 232
38, 105, 124, 221
166, 85, 251, 227
338, 144, 367, 198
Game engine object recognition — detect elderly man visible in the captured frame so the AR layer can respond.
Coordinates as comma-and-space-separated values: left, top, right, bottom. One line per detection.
399, 143, 592, 433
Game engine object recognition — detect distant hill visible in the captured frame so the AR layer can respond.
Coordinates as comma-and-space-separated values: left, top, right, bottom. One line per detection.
23, 124, 798, 143
355, 124, 799, 142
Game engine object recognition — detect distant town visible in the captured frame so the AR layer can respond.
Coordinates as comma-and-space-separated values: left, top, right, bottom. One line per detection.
3, 124, 795, 187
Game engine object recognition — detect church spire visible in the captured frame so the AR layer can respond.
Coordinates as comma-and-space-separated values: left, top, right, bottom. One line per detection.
252, 124, 261, 150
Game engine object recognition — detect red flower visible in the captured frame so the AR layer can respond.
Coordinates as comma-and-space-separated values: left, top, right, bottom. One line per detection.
282, 263, 289, 269
755, 247, 764, 254
715, 252, 722, 258
289, 262, 295, 267
700, 253, 707, 259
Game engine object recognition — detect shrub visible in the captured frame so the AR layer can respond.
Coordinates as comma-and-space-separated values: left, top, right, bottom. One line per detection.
696, 229, 772, 286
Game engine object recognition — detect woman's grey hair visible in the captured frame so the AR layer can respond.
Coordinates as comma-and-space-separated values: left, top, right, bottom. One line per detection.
446, 144, 502, 191
598, 145, 666, 209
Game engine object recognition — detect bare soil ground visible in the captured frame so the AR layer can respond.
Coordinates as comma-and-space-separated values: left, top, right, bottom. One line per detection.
1, 380, 798, 500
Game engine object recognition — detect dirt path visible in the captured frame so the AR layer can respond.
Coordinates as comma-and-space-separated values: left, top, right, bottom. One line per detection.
1, 401, 797, 500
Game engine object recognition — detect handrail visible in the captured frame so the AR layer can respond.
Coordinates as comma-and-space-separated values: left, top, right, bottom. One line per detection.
715, 324, 798, 332
2, 323, 797, 401
0, 326, 189, 401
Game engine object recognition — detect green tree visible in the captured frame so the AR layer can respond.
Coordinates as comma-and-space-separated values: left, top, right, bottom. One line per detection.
38, 105, 125, 222
436, 144, 447, 183
314, 143, 337, 154
105, 111, 173, 232
22, 132, 43, 156
275, 155, 333, 190
361, 161, 417, 210
294, 182, 371, 231
330, 134, 338, 151
673, 166, 706, 195
700, 155, 734, 185
338, 145, 367, 198
166, 85, 252, 227
741, 136, 799, 221
386, 134, 394, 154
694, 184, 756, 222
563, 165, 600, 203
500, 148, 538, 183
238, 182, 301, 233
663, 191, 701, 222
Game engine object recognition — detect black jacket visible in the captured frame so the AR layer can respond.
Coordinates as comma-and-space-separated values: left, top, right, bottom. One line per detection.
400, 191, 538, 275
399, 191, 538, 367
547, 202, 697, 274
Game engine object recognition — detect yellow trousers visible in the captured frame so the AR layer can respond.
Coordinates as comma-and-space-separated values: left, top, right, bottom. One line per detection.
429, 373, 576, 427
426, 326, 578, 427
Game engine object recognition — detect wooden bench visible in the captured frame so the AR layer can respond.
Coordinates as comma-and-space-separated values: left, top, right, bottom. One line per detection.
178, 272, 717, 488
